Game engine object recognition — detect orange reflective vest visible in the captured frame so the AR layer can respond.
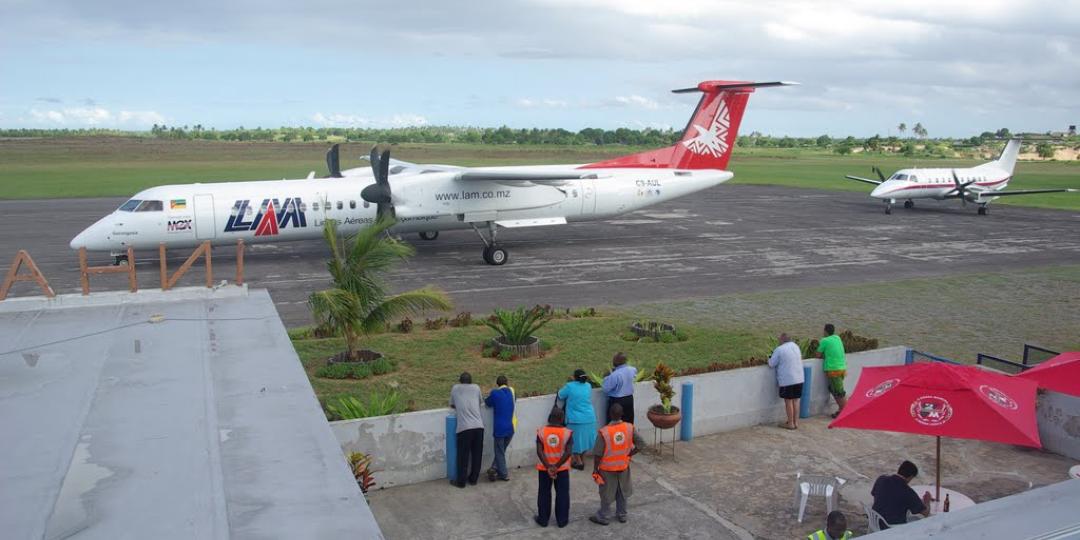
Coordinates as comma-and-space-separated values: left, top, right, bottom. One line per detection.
536, 426, 572, 472
598, 422, 634, 472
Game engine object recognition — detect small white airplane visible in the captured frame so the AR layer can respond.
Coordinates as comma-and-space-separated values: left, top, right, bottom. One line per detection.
845, 139, 1078, 215
71, 79, 796, 265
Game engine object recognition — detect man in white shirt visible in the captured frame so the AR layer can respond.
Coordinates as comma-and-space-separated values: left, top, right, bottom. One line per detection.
768, 333, 805, 430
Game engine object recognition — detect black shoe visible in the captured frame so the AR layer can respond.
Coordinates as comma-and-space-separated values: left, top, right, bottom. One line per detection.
498, 476, 510, 481
468, 479, 478, 485
487, 469, 497, 482
617, 515, 627, 523
589, 515, 610, 526
453, 481, 466, 489
571, 462, 585, 470
534, 515, 548, 527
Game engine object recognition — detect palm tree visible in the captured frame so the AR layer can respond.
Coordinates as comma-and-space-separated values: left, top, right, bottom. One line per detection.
898, 123, 907, 137
913, 123, 928, 139
309, 217, 453, 359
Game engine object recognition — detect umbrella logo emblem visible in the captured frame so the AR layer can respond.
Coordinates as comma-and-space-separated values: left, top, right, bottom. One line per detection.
979, 385, 1018, 410
910, 395, 953, 426
866, 378, 901, 398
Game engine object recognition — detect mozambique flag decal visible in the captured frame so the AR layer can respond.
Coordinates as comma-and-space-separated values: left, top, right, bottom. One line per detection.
170, 199, 187, 210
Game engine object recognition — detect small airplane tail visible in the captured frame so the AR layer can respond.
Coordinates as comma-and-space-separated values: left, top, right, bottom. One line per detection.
993, 138, 1021, 174
581, 80, 797, 170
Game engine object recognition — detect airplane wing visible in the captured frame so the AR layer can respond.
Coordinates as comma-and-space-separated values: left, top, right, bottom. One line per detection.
976, 188, 1079, 197
454, 170, 597, 185
844, 175, 883, 186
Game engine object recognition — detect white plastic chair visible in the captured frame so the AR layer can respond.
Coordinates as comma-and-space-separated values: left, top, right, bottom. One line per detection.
795, 473, 847, 523
864, 502, 889, 532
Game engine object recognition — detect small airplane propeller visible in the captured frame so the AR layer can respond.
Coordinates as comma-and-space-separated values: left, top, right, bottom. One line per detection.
951, 169, 977, 206
872, 166, 886, 182
361, 147, 395, 220
325, 144, 343, 178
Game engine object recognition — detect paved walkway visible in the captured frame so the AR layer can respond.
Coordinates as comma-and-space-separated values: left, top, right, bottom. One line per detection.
366, 417, 1076, 539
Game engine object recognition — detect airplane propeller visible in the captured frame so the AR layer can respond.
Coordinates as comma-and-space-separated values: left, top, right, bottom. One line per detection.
951, 169, 977, 206
325, 144, 343, 178
361, 147, 395, 220
872, 166, 886, 182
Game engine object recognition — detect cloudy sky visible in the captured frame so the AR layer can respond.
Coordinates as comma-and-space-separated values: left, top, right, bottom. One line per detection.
1, 0, 1078, 136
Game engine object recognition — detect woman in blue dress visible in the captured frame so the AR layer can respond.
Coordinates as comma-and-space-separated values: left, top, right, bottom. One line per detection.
557, 369, 597, 470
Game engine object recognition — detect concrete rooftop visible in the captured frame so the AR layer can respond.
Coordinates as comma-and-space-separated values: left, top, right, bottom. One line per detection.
0, 287, 380, 539
366, 416, 1077, 539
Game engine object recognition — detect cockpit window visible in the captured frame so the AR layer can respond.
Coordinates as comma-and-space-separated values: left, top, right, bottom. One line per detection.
119, 199, 142, 212
909, 175, 918, 182
135, 200, 164, 212
896, 174, 909, 181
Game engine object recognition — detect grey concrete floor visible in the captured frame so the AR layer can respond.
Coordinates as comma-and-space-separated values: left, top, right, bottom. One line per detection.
365, 417, 1076, 540
1, 185, 1078, 328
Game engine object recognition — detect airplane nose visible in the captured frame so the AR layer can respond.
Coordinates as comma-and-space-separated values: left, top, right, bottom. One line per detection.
70, 219, 109, 250
870, 182, 892, 199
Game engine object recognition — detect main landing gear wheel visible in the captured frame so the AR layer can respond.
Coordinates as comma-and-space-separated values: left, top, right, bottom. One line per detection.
419, 231, 439, 241
904, 200, 914, 209
482, 246, 508, 266
977, 205, 988, 215
112, 254, 129, 266
885, 204, 892, 215
471, 220, 509, 266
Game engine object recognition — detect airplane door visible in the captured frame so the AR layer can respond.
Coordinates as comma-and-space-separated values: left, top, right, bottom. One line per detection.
194, 194, 216, 240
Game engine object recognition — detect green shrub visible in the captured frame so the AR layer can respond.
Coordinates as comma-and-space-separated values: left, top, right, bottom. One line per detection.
659, 332, 677, 344
485, 306, 552, 345
620, 331, 641, 342
397, 317, 413, 333
371, 357, 394, 375
497, 349, 514, 361
449, 312, 472, 327
325, 392, 403, 420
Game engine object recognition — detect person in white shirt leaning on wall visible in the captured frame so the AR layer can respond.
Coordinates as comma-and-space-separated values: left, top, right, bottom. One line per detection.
768, 333, 805, 430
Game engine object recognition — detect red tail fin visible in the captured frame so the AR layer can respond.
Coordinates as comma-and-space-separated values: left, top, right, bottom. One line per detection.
581, 80, 794, 170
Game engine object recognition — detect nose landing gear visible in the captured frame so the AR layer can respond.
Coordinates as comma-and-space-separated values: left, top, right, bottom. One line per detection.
418, 231, 439, 241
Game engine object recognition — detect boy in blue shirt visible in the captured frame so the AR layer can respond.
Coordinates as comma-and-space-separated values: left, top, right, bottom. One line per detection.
485, 375, 517, 481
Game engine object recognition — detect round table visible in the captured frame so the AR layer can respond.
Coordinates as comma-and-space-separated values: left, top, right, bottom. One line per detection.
908, 485, 976, 514
1069, 465, 1080, 480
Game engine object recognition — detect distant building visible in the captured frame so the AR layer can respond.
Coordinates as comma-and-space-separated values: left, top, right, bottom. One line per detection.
1070, 125, 1077, 136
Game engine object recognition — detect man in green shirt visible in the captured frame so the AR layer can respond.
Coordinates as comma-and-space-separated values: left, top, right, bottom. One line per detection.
816, 324, 847, 417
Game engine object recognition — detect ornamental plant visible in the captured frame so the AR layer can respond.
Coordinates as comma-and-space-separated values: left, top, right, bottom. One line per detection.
484, 305, 552, 345
652, 362, 676, 413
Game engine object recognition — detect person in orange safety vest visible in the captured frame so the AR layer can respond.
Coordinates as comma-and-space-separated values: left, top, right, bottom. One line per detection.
534, 407, 574, 528
589, 402, 645, 526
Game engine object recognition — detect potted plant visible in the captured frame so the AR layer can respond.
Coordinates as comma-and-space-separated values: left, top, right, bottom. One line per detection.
484, 305, 552, 359
646, 362, 682, 429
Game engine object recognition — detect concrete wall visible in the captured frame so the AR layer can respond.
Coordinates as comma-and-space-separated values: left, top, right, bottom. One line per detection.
1037, 390, 1080, 461
331, 346, 909, 488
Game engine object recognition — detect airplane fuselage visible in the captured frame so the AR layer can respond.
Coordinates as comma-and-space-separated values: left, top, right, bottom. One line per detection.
70, 167, 732, 253
870, 165, 1010, 202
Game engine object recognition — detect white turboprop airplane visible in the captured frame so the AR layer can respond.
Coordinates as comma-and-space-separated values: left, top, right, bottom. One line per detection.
845, 139, 1078, 215
71, 79, 795, 265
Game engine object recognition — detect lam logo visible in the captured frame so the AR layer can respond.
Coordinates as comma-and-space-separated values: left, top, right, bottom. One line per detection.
979, 385, 1018, 410
866, 378, 900, 398
224, 197, 307, 236
682, 98, 730, 158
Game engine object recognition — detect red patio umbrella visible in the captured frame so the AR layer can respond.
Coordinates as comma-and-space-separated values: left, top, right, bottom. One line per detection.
1016, 351, 1080, 396
829, 361, 1041, 501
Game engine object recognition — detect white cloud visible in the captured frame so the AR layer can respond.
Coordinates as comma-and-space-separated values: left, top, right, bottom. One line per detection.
28, 106, 166, 127
311, 112, 429, 128
514, 98, 568, 109
613, 95, 660, 110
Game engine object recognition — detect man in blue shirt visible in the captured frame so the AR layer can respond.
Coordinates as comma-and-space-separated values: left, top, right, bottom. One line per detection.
485, 375, 516, 481
602, 353, 637, 425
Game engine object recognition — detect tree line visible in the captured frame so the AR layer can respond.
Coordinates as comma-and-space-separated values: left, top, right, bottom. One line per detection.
1, 125, 1074, 157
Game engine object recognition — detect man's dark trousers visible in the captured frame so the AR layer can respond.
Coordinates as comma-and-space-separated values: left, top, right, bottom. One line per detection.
456, 428, 484, 484
536, 469, 570, 527
608, 395, 635, 425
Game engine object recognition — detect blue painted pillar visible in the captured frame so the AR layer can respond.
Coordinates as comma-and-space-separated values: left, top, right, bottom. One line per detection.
905, 348, 915, 365
680, 381, 694, 441
445, 414, 457, 482
800, 365, 812, 419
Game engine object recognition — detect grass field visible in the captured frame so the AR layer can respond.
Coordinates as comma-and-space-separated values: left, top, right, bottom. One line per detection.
291, 264, 1079, 414
292, 315, 771, 412
2, 137, 1078, 209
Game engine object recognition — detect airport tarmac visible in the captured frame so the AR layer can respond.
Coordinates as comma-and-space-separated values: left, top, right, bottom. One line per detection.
1, 184, 1078, 328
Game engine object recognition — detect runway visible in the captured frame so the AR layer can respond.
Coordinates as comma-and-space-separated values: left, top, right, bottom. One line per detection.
2, 184, 1078, 328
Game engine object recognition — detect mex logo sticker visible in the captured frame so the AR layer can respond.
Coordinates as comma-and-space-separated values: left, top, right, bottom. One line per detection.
225, 198, 307, 236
